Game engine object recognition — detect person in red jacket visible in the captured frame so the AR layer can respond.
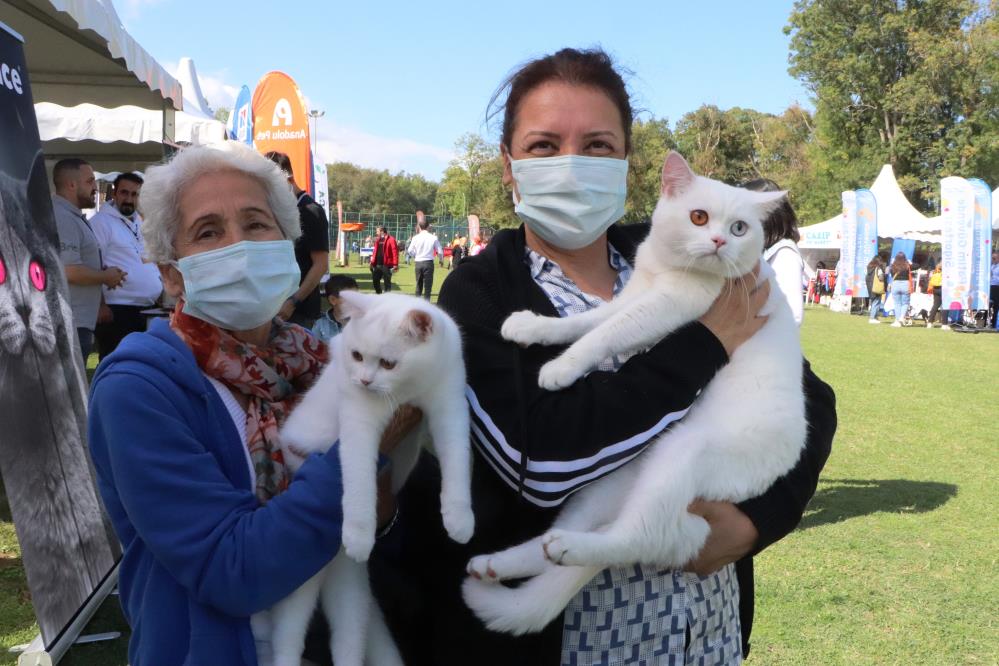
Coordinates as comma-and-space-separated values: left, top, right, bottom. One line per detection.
369, 225, 399, 293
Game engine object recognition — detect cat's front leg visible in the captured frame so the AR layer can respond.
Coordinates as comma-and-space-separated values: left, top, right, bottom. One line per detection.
501, 303, 617, 347
425, 404, 474, 544
338, 417, 383, 562
467, 536, 549, 583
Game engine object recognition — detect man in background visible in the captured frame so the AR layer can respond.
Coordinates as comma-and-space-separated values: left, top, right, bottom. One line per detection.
90, 173, 162, 359
265, 151, 330, 328
51, 158, 125, 362
370, 225, 398, 294
406, 212, 441, 300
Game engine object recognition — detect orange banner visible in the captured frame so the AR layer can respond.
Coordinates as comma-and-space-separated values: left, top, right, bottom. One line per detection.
251, 71, 313, 195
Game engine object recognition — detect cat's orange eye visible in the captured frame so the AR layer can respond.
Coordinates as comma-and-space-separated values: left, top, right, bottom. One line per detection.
690, 210, 709, 226
351, 350, 363, 362
379, 359, 397, 370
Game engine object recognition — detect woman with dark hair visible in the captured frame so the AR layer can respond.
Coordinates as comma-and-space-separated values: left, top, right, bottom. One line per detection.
742, 178, 804, 326
373, 47, 836, 665
866, 255, 886, 324
889, 251, 912, 327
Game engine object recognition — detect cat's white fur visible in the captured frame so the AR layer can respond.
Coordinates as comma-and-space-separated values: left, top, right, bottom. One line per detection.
462, 152, 807, 635
264, 292, 473, 666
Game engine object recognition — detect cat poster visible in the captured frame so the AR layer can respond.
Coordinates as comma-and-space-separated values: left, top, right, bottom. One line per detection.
0, 22, 120, 645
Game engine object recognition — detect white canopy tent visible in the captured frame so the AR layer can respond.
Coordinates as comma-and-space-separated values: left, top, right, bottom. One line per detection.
34, 55, 227, 171
0, 0, 184, 173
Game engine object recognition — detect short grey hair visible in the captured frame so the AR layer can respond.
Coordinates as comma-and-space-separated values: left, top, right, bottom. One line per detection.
141, 142, 302, 263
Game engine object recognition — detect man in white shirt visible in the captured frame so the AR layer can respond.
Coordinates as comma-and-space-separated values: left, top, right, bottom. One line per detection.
406, 211, 442, 300
90, 173, 163, 359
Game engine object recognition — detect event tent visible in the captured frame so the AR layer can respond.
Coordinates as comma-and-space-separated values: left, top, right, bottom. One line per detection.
34, 57, 226, 172
0, 0, 180, 109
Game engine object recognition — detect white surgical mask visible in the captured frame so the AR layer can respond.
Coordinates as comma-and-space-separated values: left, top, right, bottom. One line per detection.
510, 155, 628, 250
173, 240, 300, 330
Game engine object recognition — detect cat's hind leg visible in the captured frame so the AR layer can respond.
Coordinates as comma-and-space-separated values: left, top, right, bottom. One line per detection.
270, 568, 326, 666
364, 603, 404, 666
321, 554, 375, 666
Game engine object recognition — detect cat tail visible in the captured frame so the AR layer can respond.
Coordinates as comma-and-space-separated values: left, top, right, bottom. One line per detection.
461, 564, 601, 635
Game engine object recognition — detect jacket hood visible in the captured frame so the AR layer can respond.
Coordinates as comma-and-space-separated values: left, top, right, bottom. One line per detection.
91, 318, 206, 396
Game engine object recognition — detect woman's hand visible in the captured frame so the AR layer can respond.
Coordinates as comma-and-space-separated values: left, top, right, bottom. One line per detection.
683, 499, 758, 576
698, 264, 770, 357
379, 405, 423, 455
375, 405, 423, 531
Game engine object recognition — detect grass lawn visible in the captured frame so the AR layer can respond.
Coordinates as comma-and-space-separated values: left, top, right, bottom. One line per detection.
2, 300, 996, 664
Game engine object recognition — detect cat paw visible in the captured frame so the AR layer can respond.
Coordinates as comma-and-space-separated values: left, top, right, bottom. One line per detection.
342, 520, 376, 562
501, 311, 547, 346
442, 503, 475, 544
466, 555, 500, 583
541, 529, 590, 566
537, 358, 584, 391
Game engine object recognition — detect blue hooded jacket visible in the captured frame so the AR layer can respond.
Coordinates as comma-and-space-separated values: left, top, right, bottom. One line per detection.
88, 319, 343, 665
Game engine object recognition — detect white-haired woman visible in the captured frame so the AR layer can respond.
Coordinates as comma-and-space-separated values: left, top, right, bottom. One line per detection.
87, 143, 414, 666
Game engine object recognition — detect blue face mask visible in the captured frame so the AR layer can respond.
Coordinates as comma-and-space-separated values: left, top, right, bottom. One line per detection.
173, 240, 300, 331
510, 155, 628, 250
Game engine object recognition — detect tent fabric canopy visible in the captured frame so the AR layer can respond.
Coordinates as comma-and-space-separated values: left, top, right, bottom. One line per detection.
798, 216, 842, 249
35, 102, 225, 146
0, 0, 181, 110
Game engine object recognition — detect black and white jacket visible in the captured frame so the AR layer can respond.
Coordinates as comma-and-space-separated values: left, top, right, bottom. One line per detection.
372, 223, 836, 665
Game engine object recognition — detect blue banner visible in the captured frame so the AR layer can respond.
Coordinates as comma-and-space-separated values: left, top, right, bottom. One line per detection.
853, 189, 878, 297
889, 239, 916, 263
227, 85, 253, 145
968, 178, 992, 310
940, 177, 975, 310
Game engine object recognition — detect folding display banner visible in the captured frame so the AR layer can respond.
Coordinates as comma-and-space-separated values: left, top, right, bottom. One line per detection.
968, 178, 992, 311
313, 160, 329, 220
851, 189, 878, 297
467, 214, 480, 243
251, 71, 312, 195
836, 191, 858, 296
0, 21, 119, 646
940, 177, 976, 310
227, 84, 253, 145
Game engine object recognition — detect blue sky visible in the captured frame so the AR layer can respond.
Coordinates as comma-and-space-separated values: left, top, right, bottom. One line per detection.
119, 0, 811, 180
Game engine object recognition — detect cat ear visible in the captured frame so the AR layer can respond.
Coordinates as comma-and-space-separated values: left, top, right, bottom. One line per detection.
400, 309, 434, 342
337, 290, 375, 322
661, 152, 695, 197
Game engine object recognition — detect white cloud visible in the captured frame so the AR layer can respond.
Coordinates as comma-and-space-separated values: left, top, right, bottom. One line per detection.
315, 125, 453, 180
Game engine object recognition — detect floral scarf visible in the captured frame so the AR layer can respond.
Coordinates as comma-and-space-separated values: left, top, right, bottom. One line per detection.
170, 303, 328, 502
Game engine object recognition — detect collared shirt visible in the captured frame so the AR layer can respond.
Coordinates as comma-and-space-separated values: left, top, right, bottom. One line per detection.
53, 194, 102, 330
407, 230, 443, 262
524, 242, 742, 666
89, 202, 162, 307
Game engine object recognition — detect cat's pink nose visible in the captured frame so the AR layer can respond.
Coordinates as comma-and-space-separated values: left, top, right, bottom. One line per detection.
711, 236, 727, 248
361, 379, 372, 386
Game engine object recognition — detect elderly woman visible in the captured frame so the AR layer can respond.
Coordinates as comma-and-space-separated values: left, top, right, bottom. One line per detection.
88, 143, 409, 666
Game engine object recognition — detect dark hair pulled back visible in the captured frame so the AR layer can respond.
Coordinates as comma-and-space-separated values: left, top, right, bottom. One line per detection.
488, 48, 634, 154
740, 177, 801, 248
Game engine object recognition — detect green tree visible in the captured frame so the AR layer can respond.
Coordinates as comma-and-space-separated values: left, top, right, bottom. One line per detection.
785, 0, 998, 211
623, 117, 676, 223
327, 162, 437, 214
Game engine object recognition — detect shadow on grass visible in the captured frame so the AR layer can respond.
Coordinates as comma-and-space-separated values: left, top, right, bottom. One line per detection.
798, 478, 957, 530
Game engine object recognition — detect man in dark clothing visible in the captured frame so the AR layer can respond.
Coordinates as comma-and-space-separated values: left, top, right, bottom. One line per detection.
370, 225, 398, 294
265, 151, 330, 328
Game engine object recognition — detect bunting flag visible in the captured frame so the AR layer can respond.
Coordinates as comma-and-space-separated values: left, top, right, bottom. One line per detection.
251, 71, 312, 195
940, 177, 976, 310
968, 178, 992, 310
227, 84, 253, 145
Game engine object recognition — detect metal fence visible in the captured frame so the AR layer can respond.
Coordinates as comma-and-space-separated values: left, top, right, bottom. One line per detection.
332, 212, 496, 264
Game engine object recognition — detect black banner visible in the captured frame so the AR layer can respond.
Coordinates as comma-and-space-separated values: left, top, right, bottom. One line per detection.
0, 21, 119, 646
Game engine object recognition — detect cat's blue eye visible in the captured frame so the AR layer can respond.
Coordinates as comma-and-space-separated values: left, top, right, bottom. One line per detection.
730, 221, 748, 237
351, 350, 363, 362
379, 359, 396, 370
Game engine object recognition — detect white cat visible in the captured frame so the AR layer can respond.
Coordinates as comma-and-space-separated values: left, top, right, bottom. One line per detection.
461, 151, 807, 635
265, 291, 474, 666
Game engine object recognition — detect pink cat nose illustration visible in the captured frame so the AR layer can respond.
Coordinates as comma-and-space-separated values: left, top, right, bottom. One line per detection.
711, 236, 727, 248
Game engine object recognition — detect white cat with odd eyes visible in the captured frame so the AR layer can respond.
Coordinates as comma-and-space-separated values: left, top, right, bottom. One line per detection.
263, 292, 473, 666
462, 152, 807, 635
